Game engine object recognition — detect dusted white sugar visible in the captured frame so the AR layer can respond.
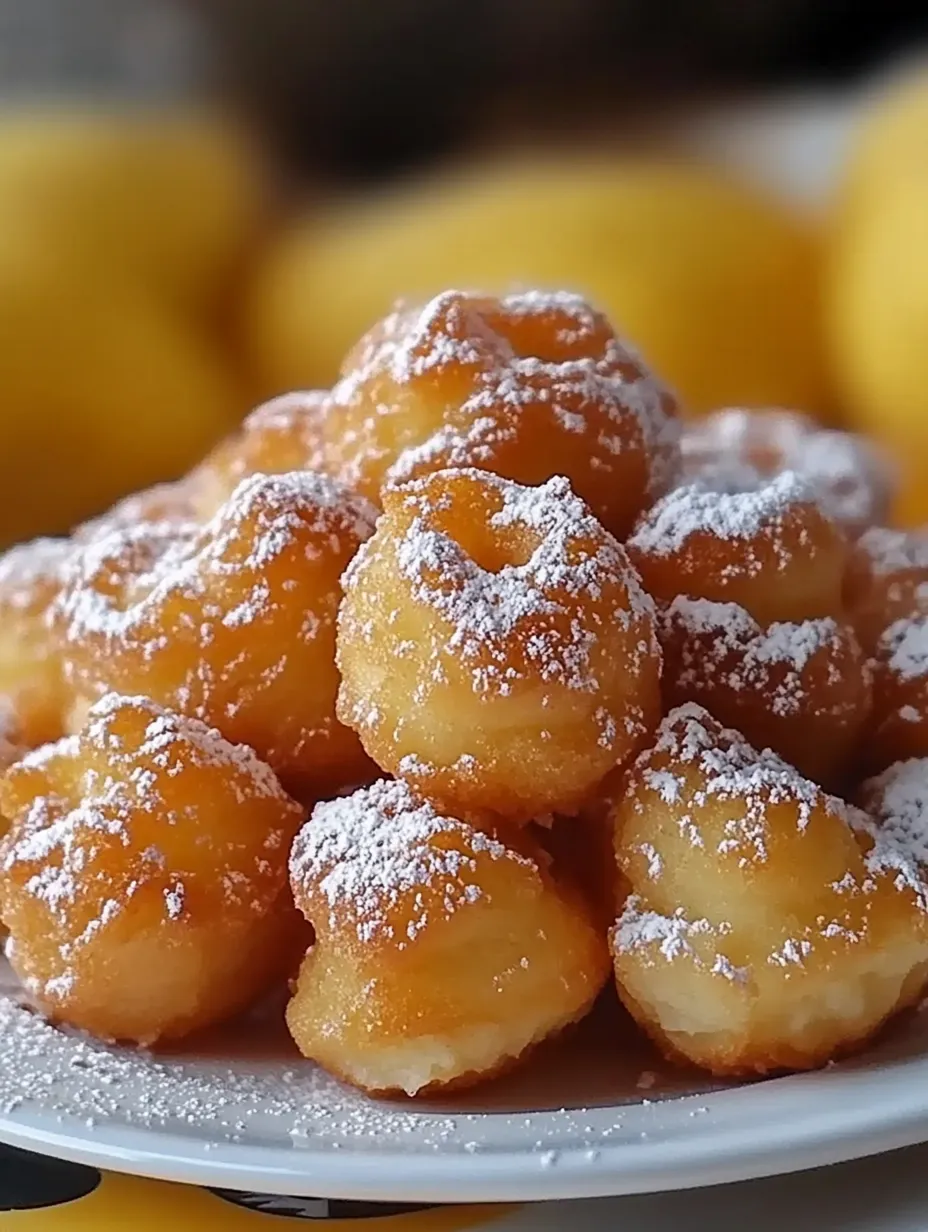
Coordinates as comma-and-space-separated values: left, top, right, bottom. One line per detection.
247, 389, 329, 427
347, 469, 656, 698
857, 527, 928, 578
647, 704, 923, 899
213, 472, 377, 571
0, 536, 75, 611
665, 598, 860, 720
881, 614, 928, 683
628, 704, 874, 873
629, 471, 812, 559
681, 407, 893, 532
614, 897, 747, 982
290, 779, 533, 946
334, 288, 681, 501
492, 288, 604, 340
613, 896, 712, 961
864, 758, 928, 870
2, 693, 297, 968
54, 471, 376, 730
651, 702, 826, 820
616, 704, 928, 985
0, 991, 463, 1147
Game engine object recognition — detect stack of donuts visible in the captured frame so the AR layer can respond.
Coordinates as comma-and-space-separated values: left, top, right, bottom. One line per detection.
1, 287, 927, 1097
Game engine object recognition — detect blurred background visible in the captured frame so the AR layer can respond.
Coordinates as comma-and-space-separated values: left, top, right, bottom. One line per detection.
0, 0, 927, 543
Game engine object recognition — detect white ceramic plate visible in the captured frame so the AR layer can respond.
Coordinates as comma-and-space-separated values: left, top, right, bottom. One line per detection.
3, 958, 928, 1204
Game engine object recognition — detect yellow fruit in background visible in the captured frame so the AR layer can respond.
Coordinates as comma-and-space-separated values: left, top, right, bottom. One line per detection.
837, 65, 928, 223
0, 110, 266, 315
0, 110, 263, 543
827, 69, 928, 526
0, 241, 242, 545
245, 158, 832, 418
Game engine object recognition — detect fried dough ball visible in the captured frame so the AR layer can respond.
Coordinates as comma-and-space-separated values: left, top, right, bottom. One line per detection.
337, 468, 661, 823
322, 289, 680, 538
845, 527, 928, 654
75, 479, 202, 543
610, 704, 928, 1076
0, 536, 77, 747
192, 391, 331, 519
0, 703, 25, 839
0, 693, 305, 1043
286, 779, 609, 1095
860, 757, 928, 879
867, 613, 928, 773
661, 597, 871, 789
627, 472, 848, 626
681, 408, 894, 537
55, 471, 378, 797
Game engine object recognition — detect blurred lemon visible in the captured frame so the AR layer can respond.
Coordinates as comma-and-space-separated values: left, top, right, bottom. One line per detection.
246, 157, 831, 417
837, 66, 928, 222
0, 249, 241, 545
0, 110, 264, 543
827, 70, 928, 525
0, 110, 266, 315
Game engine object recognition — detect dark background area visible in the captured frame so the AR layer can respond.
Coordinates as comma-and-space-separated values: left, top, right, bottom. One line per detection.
190, 0, 928, 183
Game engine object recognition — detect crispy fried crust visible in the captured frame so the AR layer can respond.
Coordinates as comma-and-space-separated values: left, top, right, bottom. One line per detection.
609, 704, 928, 1076
287, 779, 610, 1095
54, 471, 377, 797
0, 693, 305, 1044
320, 288, 680, 537
628, 473, 848, 627
337, 467, 661, 823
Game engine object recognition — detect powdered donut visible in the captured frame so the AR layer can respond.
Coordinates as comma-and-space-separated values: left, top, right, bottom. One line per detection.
0, 536, 78, 747
681, 407, 894, 536
868, 613, 928, 773
661, 597, 871, 789
627, 472, 848, 626
610, 704, 928, 1075
845, 526, 928, 654
286, 778, 609, 1095
193, 391, 332, 519
337, 468, 661, 823
322, 288, 680, 537
860, 757, 928, 882
0, 693, 305, 1044
55, 471, 377, 798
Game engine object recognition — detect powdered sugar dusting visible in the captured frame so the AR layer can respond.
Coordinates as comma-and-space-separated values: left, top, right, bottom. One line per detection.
635, 704, 852, 863
245, 390, 331, 439
857, 527, 928, 579
290, 779, 532, 946
213, 391, 332, 487
212, 472, 377, 571
681, 408, 893, 533
629, 471, 813, 562
346, 469, 656, 698
55, 471, 376, 726
1, 693, 297, 985
86, 692, 292, 797
0, 991, 461, 1149
613, 897, 746, 983
0, 537, 74, 612
334, 289, 680, 502
880, 614, 928, 683
863, 758, 928, 872
665, 598, 861, 719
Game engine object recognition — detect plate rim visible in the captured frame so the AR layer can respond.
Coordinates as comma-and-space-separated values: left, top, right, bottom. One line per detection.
3, 1049, 928, 1203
